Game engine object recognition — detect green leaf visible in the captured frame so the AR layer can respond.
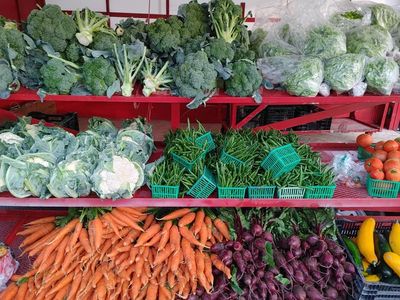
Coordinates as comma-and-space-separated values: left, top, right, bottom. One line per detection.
237, 209, 250, 230
16, 276, 29, 286
263, 242, 275, 267
275, 274, 290, 286
230, 266, 244, 295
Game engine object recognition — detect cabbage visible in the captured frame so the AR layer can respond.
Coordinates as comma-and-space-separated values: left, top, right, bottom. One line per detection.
346, 25, 393, 57
87, 117, 117, 140
324, 54, 366, 93
304, 25, 346, 60
370, 4, 400, 32
283, 57, 323, 97
365, 57, 399, 95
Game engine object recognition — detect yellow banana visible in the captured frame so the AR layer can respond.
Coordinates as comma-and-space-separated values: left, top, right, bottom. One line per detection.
384, 252, 400, 277
356, 218, 378, 265
389, 222, 400, 256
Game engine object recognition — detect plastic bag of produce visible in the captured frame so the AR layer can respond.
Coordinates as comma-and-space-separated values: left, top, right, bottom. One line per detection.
324, 53, 366, 94
346, 25, 394, 57
365, 57, 399, 95
257, 55, 302, 85
370, 3, 400, 32
0, 243, 18, 292
328, 0, 372, 31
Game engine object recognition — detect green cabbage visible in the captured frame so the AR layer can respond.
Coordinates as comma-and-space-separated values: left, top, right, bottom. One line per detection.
365, 57, 399, 95
370, 4, 400, 32
347, 25, 393, 57
304, 25, 346, 60
324, 54, 366, 93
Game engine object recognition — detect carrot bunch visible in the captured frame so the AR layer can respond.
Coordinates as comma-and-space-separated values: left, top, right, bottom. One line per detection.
0, 208, 231, 300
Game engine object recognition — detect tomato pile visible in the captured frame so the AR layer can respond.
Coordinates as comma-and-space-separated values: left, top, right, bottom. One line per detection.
357, 133, 400, 181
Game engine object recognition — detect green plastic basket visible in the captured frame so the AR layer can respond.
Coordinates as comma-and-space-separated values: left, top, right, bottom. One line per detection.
187, 168, 217, 198
151, 185, 179, 198
220, 150, 245, 166
171, 152, 204, 171
195, 132, 216, 153
366, 176, 400, 198
358, 146, 373, 161
248, 186, 276, 199
261, 144, 301, 179
277, 187, 305, 199
305, 185, 336, 199
217, 186, 246, 199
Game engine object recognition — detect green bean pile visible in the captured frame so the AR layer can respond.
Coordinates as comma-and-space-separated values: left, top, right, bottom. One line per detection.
216, 162, 252, 187
150, 160, 184, 186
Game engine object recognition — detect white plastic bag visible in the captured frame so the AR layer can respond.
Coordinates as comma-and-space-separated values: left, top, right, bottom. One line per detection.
0, 243, 19, 291
331, 153, 366, 188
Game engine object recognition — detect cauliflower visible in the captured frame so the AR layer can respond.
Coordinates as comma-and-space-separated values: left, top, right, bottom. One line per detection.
82, 57, 118, 96
225, 60, 262, 97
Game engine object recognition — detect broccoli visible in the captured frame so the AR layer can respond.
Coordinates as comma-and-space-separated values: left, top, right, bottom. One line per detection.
146, 16, 183, 55
116, 18, 146, 44
82, 57, 118, 96
249, 28, 267, 58
40, 58, 80, 94
141, 58, 172, 97
209, 0, 247, 44
233, 43, 256, 61
0, 27, 26, 69
92, 32, 119, 52
205, 38, 235, 62
65, 41, 82, 63
225, 60, 262, 97
113, 42, 146, 97
183, 35, 207, 54
73, 8, 114, 46
173, 51, 217, 109
18, 47, 48, 90
178, 0, 210, 41
26, 4, 76, 52
0, 61, 14, 98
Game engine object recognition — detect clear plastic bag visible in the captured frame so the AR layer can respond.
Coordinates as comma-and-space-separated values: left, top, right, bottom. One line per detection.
365, 57, 399, 95
0, 243, 18, 291
257, 55, 302, 85
331, 152, 366, 188
328, 0, 373, 31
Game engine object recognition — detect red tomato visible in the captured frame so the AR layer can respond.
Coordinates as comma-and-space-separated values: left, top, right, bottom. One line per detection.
356, 134, 372, 148
372, 150, 388, 162
364, 158, 384, 172
387, 150, 400, 160
386, 168, 400, 182
370, 168, 385, 180
383, 159, 400, 172
375, 141, 385, 150
383, 140, 399, 152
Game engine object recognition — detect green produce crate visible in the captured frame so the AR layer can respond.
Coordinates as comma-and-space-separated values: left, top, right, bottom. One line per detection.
151, 185, 179, 198
220, 150, 245, 166
171, 152, 204, 171
187, 168, 217, 198
277, 187, 305, 199
217, 186, 246, 199
305, 185, 336, 199
366, 176, 400, 198
195, 132, 215, 153
248, 186, 276, 199
261, 144, 300, 179
358, 146, 373, 161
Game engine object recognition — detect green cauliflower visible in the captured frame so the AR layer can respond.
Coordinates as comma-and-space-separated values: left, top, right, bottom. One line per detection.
116, 18, 146, 44
92, 32, 119, 52
146, 16, 183, 55
82, 57, 117, 96
225, 60, 262, 97
205, 38, 234, 62
40, 58, 80, 94
173, 51, 217, 109
347, 25, 393, 57
365, 57, 399, 95
371, 4, 400, 32
0, 27, 26, 69
304, 25, 346, 60
179, 0, 210, 41
0, 61, 13, 97
26, 4, 76, 52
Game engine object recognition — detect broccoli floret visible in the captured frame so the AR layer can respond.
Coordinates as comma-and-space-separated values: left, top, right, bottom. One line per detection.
0, 61, 13, 96
18, 47, 48, 89
65, 41, 82, 63
40, 58, 80, 94
0, 27, 26, 69
179, 1, 210, 41
205, 38, 235, 62
146, 16, 183, 55
116, 18, 146, 44
26, 4, 76, 52
92, 32, 119, 52
225, 60, 262, 97
82, 57, 118, 96
233, 43, 256, 61
183, 35, 207, 54
173, 51, 217, 109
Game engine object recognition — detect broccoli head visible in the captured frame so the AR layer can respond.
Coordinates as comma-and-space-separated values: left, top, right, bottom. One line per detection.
225, 60, 262, 97
82, 57, 117, 96
183, 35, 207, 54
116, 18, 146, 44
146, 16, 183, 54
205, 38, 235, 62
173, 51, 217, 108
233, 43, 256, 61
40, 58, 79, 94
0, 27, 26, 69
179, 1, 210, 41
92, 32, 119, 52
26, 4, 76, 52
65, 41, 82, 63
0, 61, 13, 96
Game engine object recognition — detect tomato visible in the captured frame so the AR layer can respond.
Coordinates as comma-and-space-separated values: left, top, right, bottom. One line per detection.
387, 150, 400, 160
383, 159, 400, 172
356, 133, 372, 148
375, 141, 385, 150
372, 150, 388, 162
383, 140, 399, 152
370, 168, 385, 180
364, 158, 384, 172
386, 168, 400, 182
364, 146, 375, 154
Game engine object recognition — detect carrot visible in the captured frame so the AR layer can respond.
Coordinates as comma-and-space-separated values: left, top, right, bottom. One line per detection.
123, 229, 140, 246
54, 235, 70, 268
168, 271, 176, 288
210, 254, 231, 279
182, 239, 197, 282
199, 223, 208, 252
92, 217, 104, 250
140, 270, 149, 286
17, 223, 54, 236
158, 220, 172, 250
180, 281, 190, 299
204, 216, 212, 240
46, 270, 74, 296
143, 214, 154, 230
68, 221, 82, 252
2, 283, 18, 300
192, 210, 205, 235
66, 271, 82, 300
115, 251, 130, 266
213, 218, 230, 240
159, 208, 192, 221
116, 245, 131, 253
37, 250, 57, 274
129, 247, 139, 264
143, 232, 161, 247
62, 246, 83, 274
136, 286, 148, 300
135, 255, 145, 278
99, 238, 113, 261
15, 281, 28, 300
169, 225, 181, 253
130, 276, 141, 300
95, 278, 107, 300
145, 282, 158, 300
159, 285, 170, 300
102, 214, 121, 238
134, 223, 161, 247
153, 244, 174, 266
10, 274, 23, 282
49, 218, 79, 244
179, 226, 208, 249
53, 284, 69, 300
25, 216, 56, 226
79, 228, 92, 254
212, 227, 223, 242
26, 228, 59, 257
115, 207, 146, 216
178, 212, 196, 227
111, 209, 144, 232
204, 254, 214, 285
170, 248, 182, 273
19, 225, 54, 248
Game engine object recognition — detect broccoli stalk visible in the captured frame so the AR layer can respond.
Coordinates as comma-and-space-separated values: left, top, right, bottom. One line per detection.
113, 44, 146, 97
141, 58, 172, 97
74, 8, 114, 46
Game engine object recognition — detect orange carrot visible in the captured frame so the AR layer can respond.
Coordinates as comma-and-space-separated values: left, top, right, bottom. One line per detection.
26, 228, 59, 257
25, 216, 56, 226
15, 281, 28, 300
19, 225, 54, 248
115, 207, 146, 217
102, 213, 121, 238
122, 229, 140, 246
129, 247, 139, 264
210, 254, 231, 279
92, 217, 104, 250
158, 220, 172, 251
199, 223, 208, 252
159, 208, 192, 221
143, 214, 154, 230
37, 250, 56, 274
130, 276, 141, 299
79, 228, 92, 254
182, 239, 197, 282
134, 224, 161, 247
111, 209, 143, 232
212, 227, 223, 242
68, 221, 82, 252
48, 218, 79, 244
54, 235, 70, 268
168, 271, 176, 288
178, 212, 196, 227
53, 284, 69, 300
179, 226, 208, 249
192, 210, 205, 235
204, 216, 212, 240
145, 282, 158, 300
153, 244, 174, 266
95, 278, 107, 300
1, 283, 18, 300
213, 218, 230, 240
204, 254, 214, 285
169, 225, 181, 253
170, 249, 182, 273
143, 232, 161, 247
17, 223, 54, 236
66, 271, 82, 300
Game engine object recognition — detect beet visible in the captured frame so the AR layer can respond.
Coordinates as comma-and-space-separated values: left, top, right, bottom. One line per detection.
288, 235, 301, 249
320, 251, 334, 268
233, 251, 245, 273
306, 235, 320, 246
326, 239, 344, 257
267, 281, 277, 294
219, 250, 232, 263
254, 238, 266, 250
242, 249, 252, 262
343, 261, 356, 274
294, 270, 305, 284
279, 238, 289, 250
210, 243, 225, 253
243, 274, 252, 286
292, 247, 303, 258
269, 267, 279, 275
242, 231, 253, 243
286, 251, 295, 261
225, 240, 234, 249
262, 231, 274, 243
251, 224, 263, 237
304, 257, 318, 271
255, 261, 266, 270
301, 240, 310, 252
293, 285, 307, 300
336, 264, 345, 280
284, 292, 296, 300
233, 241, 243, 251
264, 271, 275, 280
256, 269, 265, 278
306, 286, 324, 300
188, 295, 199, 300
